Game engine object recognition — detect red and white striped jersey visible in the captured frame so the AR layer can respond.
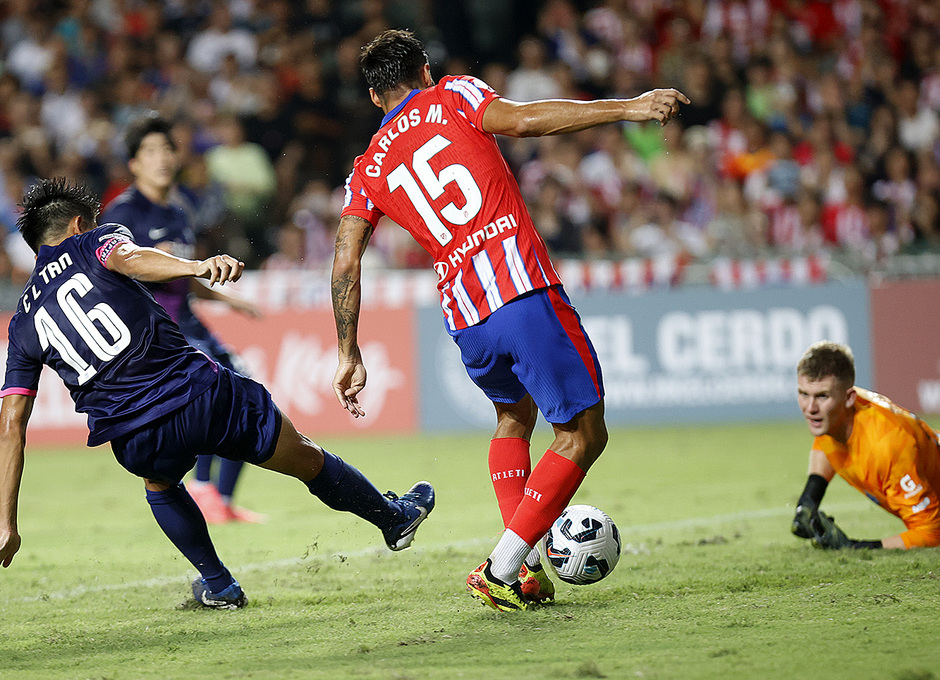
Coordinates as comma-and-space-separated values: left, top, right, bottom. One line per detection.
342, 75, 561, 330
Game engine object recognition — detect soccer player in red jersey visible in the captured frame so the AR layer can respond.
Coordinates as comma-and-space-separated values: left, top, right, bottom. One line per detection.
331, 29, 688, 611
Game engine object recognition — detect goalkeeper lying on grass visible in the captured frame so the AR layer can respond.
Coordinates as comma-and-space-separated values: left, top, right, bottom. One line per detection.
791, 341, 940, 550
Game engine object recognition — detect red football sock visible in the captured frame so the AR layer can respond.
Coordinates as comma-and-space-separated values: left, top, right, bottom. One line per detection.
488, 437, 531, 527
507, 450, 586, 546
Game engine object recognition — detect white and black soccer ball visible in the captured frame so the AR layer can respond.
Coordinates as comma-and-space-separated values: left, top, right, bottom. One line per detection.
542, 505, 621, 585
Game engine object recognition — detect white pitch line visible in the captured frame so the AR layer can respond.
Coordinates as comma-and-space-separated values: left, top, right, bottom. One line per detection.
623, 500, 870, 534
10, 500, 871, 603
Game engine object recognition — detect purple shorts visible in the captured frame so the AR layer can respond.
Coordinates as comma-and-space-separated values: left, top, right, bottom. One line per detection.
110, 366, 282, 483
448, 285, 604, 424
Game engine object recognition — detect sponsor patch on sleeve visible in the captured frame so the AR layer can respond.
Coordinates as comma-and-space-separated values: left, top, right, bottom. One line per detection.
96, 236, 129, 266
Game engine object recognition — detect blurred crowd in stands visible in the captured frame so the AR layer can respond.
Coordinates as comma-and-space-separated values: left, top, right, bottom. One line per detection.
0, 0, 938, 289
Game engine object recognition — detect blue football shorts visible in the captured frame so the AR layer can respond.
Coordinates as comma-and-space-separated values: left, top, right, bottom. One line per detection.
110, 366, 282, 483
448, 285, 604, 424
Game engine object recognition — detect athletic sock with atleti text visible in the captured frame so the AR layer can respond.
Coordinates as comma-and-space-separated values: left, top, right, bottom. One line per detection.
488, 437, 531, 526
488, 450, 586, 583
507, 450, 585, 547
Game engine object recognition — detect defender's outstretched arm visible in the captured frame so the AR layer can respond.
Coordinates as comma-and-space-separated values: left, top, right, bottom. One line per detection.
105, 242, 244, 286
0, 394, 34, 568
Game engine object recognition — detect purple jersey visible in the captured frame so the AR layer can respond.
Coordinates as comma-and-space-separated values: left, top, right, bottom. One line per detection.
1, 224, 218, 446
103, 185, 241, 373
101, 186, 196, 322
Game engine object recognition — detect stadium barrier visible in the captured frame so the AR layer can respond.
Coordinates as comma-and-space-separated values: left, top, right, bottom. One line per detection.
870, 278, 940, 417
0, 304, 418, 447
4, 268, 939, 445
418, 278, 872, 430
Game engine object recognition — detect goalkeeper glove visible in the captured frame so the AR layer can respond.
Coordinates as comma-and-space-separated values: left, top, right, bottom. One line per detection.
810, 511, 882, 550
810, 511, 853, 549
791, 504, 823, 539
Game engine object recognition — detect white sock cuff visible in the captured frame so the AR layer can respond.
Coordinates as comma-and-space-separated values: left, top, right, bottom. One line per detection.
488, 529, 532, 584
524, 545, 542, 568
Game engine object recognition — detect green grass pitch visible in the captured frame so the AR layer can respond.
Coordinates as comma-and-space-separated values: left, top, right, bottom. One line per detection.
2, 421, 938, 680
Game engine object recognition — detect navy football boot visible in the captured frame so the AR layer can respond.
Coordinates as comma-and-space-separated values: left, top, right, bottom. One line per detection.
191, 578, 247, 609
382, 481, 435, 551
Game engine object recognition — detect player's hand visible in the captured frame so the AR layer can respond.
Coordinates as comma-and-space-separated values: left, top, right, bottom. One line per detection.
0, 527, 21, 568
810, 511, 854, 550
196, 255, 244, 286
333, 359, 367, 418
791, 504, 822, 539
626, 89, 691, 126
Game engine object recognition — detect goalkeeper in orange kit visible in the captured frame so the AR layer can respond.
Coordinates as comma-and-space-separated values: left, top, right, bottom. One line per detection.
791, 341, 940, 550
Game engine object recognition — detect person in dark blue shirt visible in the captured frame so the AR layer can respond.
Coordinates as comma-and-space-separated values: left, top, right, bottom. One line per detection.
0, 178, 434, 609
102, 113, 263, 524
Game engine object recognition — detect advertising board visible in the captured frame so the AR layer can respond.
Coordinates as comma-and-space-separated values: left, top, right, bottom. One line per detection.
870, 279, 940, 415
197, 305, 417, 434
418, 281, 872, 430
0, 304, 417, 447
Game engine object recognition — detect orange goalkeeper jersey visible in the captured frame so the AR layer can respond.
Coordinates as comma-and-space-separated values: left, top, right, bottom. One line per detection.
812, 388, 940, 548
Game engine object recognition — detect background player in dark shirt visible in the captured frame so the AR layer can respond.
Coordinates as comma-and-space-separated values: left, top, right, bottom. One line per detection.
0, 178, 434, 609
102, 113, 263, 525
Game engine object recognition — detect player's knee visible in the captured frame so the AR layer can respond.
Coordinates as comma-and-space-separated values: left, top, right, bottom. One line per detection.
579, 420, 608, 468
594, 420, 609, 451
582, 437, 606, 468
584, 408, 608, 451
262, 426, 325, 482
143, 478, 174, 492
495, 396, 538, 437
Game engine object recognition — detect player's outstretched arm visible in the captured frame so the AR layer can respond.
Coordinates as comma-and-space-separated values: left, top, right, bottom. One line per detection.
190, 279, 262, 318
481, 89, 691, 138
792, 449, 836, 538
0, 394, 34, 568
879, 534, 907, 549
331, 215, 373, 417
105, 242, 244, 286
882, 518, 940, 550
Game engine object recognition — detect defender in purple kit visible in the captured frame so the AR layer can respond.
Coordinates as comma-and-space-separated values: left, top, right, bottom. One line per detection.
102, 113, 263, 525
0, 179, 434, 609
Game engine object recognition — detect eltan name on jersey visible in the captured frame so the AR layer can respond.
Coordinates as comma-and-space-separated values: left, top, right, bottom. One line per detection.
364, 104, 448, 178
23, 252, 73, 312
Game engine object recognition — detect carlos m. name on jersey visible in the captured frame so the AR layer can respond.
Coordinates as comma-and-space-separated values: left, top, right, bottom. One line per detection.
342, 75, 562, 331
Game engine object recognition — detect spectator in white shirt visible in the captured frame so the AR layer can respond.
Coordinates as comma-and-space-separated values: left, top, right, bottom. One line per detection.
186, 4, 257, 74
